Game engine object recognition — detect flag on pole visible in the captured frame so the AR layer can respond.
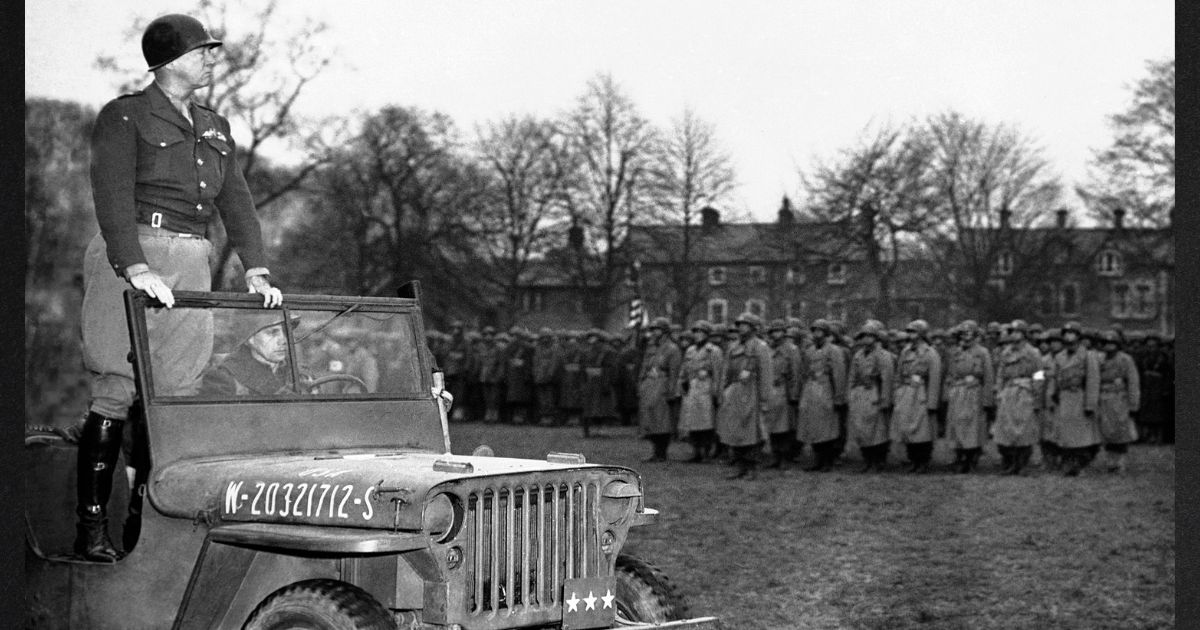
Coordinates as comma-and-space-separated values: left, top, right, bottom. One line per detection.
626, 260, 644, 329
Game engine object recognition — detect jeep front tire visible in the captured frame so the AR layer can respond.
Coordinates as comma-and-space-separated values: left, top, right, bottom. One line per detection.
243, 579, 396, 630
613, 554, 689, 623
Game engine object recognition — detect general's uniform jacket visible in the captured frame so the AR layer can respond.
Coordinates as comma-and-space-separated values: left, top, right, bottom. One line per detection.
715, 336, 773, 447
91, 82, 267, 275
638, 339, 682, 435
1098, 351, 1140, 445
1049, 347, 1101, 448
846, 345, 895, 447
941, 343, 994, 449
795, 342, 847, 445
678, 342, 724, 434
890, 343, 942, 444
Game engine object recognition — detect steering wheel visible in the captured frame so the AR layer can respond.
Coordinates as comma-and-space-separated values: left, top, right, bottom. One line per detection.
306, 374, 368, 394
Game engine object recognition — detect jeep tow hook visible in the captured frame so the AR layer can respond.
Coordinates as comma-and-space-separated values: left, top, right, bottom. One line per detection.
374, 484, 412, 533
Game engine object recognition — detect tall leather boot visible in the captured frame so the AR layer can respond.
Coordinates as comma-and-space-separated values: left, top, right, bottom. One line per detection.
998, 446, 1014, 474
904, 443, 919, 472
953, 448, 966, 474
75, 411, 125, 562
913, 442, 932, 474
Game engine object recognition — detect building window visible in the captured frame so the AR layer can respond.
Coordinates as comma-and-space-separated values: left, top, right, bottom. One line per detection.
786, 264, 805, 285
522, 291, 544, 312
1111, 280, 1157, 320
827, 262, 847, 285
826, 299, 846, 322
987, 278, 1006, 296
745, 299, 765, 319
664, 300, 675, 319
1097, 250, 1123, 276
708, 266, 727, 286
1035, 283, 1055, 316
1060, 282, 1080, 316
992, 250, 1014, 277
749, 266, 767, 285
786, 300, 806, 320
708, 298, 728, 325
907, 301, 924, 321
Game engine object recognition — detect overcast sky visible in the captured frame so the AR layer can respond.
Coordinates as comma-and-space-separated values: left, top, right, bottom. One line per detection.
26, 0, 1173, 221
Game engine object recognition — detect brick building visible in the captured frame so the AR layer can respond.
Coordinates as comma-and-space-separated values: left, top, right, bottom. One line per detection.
512, 204, 1174, 335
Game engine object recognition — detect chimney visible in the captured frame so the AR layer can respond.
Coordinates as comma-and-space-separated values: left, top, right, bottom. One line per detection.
1113, 207, 1125, 230
1056, 208, 1068, 229
777, 196, 795, 226
999, 208, 1011, 229
701, 206, 720, 228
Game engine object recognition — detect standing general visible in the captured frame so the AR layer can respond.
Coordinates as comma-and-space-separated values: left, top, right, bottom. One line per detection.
76, 14, 282, 562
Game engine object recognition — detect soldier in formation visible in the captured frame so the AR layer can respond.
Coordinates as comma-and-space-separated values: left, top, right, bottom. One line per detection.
423, 313, 1168, 479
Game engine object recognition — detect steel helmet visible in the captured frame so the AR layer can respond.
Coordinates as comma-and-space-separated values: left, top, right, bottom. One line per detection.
691, 320, 714, 335
957, 319, 980, 337
856, 319, 886, 339
734, 312, 763, 329
649, 317, 672, 332
767, 318, 788, 333
810, 318, 832, 333
905, 319, 930, 336
142, 14, 223, 71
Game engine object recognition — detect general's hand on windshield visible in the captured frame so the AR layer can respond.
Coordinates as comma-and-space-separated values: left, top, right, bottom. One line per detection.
247, 274, 283, 308
129, 269, 175, 308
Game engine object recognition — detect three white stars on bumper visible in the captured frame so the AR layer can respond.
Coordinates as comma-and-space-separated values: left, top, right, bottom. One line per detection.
566, 589, 616, 613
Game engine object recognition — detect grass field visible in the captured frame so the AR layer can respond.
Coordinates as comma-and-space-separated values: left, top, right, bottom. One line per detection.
447, 422, 1175, 630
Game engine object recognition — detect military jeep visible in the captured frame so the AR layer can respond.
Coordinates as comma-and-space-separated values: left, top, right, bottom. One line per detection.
25, 289, 720, 630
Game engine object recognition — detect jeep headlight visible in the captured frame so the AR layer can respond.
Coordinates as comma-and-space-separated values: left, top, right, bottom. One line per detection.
600, 480, 641, 525
424, 493, 461, 543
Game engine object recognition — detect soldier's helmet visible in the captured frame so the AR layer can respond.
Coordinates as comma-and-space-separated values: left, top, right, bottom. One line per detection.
1099, 329, 1122, 346
649, 317, 672, 332
465, 331, 482, 343
691, 320, 714, 335
481, 326, 497, 336
538, 327, 553, 338
142, 14, 222, 71
1061, 321, 1083, 336
930, 328, 948, 340
450, 320, 465, 330
1028, 322, 1045, 336
1044, 328, 1063, 343
235, 313, 300, 345
856, 319, 886, 340
828, 320, 846, 337
957, 319, 980, 338
767, 318, 788, 333
495, 332, 512, 343
1008, 319, 1029, 333
786, 316, 805, 329
712, 322, 729, 337
986, 321, 1002, 335
810, 318, 832, 333
905, 319, 930, 336
734, 312, 763, 329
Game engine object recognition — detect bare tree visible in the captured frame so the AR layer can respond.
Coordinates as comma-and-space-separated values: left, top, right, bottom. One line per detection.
919, 112, 1064, 320
642, 108, 737, 326
95, 0, 337, 288
560, 73, 658, 327
801, 122, 938, 324
1077, 58, 1174, 229
469, 116, 572, 326
277, 106, 493, 322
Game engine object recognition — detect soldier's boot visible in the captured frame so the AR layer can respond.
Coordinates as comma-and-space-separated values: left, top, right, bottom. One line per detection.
998, 446, 1013, 474
744, 457, 759, 481
1011, 446, 1030, 475
912, 442, 932, 474
726, 452, 748, 480
858, 447, 874, 472
1112, 453, 1127, 474
74, 412, 125, 562
687, 440, 705, 463
903, 443, 919, 473
952, 449, 965, 473
966, 448, 982, 473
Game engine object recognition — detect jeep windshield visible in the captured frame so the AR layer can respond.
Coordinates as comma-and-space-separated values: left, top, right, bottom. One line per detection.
133, 292, 432, 402
125, 291, 447, 466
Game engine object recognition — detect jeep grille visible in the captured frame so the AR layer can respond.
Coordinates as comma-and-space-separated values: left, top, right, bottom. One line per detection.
465, 479, 603, 619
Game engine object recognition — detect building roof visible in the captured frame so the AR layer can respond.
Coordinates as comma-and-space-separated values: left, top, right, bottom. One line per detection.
627, 221, 863, 265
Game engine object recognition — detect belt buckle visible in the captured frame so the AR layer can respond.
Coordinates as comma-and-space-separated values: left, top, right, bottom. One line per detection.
150, 212, 163, 228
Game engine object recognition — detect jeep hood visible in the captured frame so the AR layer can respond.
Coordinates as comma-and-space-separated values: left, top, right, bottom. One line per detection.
149, 450, 628, 532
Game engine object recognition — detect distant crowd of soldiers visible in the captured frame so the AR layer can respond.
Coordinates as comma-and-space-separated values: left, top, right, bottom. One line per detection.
426, 315, 1174, 480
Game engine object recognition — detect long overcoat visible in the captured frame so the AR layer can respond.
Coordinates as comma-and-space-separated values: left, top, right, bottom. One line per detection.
942, 343, 994, 449
678, 342, 724, 434
846, 345, 895, 447
638, 339, 682, 435
796, 342, 847, 445
992, 343, 1044, 447
715, 336, 773, 447
557, 343, 585, 411
580, 342, 618, 419
1049, 348, 1101, 448
890, 343, 942, 444
1098, 351, 1140, 445
764, 341, 801, 435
